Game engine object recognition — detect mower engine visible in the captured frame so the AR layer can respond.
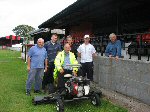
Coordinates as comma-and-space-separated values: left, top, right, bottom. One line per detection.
65, 76, 90, 97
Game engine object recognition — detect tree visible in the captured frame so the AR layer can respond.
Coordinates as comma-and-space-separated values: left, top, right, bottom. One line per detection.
12, 25, 35, 43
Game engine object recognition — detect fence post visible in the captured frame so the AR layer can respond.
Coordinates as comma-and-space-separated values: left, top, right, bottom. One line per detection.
22, 45, 23, 53
101, 46, 104, 56
25, 45, 27, 62
138, 48, 141, 60
147, 48, 150, 61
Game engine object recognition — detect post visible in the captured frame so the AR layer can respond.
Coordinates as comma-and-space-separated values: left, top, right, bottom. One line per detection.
101, 46, 104, 56
22, 45, 23, 53
129, 54, 131, 59
138, 35, 142, 60
25, 44, 27, 62
147, 48, 150, 61
147, 55, 149, 61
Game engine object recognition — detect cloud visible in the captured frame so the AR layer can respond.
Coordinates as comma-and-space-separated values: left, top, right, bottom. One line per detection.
0, 0, 76, 37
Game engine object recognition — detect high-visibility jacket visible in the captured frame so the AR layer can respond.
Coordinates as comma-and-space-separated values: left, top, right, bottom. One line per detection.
53, 50, 78, 80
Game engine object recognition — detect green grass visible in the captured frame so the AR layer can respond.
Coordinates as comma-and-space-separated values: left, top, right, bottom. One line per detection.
0, 50, 128, 112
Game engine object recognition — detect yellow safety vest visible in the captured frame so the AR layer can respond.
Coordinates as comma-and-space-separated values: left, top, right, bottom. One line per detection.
53, 50, 78, 80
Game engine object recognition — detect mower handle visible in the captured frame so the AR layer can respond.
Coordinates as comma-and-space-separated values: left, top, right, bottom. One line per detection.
65, 64, 81, 68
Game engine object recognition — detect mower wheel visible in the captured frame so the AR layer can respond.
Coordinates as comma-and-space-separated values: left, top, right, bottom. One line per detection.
91, 93, 101, 106
56, 98, 64, 112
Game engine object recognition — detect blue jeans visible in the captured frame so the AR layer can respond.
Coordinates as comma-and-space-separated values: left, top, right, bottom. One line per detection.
26, 68, 44, 91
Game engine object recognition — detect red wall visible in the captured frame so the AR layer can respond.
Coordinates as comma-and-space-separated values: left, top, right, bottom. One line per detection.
69, 22, 93, 41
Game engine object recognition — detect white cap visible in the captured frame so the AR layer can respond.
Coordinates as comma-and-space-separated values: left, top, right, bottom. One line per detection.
84, 34, 90, 38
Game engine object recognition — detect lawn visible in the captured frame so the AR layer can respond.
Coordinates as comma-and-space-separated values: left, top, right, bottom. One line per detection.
0, 50, 128, 112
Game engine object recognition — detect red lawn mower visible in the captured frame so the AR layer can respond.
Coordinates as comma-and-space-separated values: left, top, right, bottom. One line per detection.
33, 64, 102, 112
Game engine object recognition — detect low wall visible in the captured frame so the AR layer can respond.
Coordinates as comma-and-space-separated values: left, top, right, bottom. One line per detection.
93, 56, 150, 105
7, 47, 21, 51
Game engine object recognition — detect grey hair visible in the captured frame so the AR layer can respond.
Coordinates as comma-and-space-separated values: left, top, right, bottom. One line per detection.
37, 38, 44, 42
66, 35, 72, 40
109, 33, 116, 39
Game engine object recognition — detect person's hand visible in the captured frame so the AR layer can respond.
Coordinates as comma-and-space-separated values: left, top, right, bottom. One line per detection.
73, 71, 77, 77
45, 67, 48, 72
109, 55, 112, 58
115, 56, 119, 61
27, 66, 30, 72
93, 53, 97, 57
60, 69, 64, 74
109, 55, 114, 59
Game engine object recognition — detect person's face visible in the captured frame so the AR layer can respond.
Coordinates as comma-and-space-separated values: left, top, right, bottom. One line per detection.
110, 36, 117, 43
37, 40, 44, 48
67, 38, 73, 45
51, 35, 58, 43
84, 38, 90, 43
64, 44, 71, 53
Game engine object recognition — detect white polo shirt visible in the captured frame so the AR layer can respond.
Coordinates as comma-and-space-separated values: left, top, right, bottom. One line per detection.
77, 43, 96, 63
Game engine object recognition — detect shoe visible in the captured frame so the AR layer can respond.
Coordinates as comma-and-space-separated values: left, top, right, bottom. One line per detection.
26, 90, 31, 96
34, 90, 41, 93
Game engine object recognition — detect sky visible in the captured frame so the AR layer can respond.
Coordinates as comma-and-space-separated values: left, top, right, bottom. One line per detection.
0, 0, 77, 37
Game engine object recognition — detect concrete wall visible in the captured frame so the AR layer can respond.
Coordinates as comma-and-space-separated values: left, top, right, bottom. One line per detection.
7, 47, 21, 51
93, 56, 150, 105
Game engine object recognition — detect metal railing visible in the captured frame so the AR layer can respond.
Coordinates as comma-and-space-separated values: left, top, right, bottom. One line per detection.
72, 32, 150, 61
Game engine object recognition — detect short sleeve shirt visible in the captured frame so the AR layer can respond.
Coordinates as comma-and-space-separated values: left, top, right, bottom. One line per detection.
28, 45, 47, 69
44, 41, 61, 63
77, 43, 96, 63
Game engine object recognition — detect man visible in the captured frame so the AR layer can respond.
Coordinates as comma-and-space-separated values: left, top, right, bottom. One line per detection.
77, 35, 97, 82
54, 43, 78, 93
26, 38, 48, 95
42, 33, 61, 93
66, 35, 77, 58
105, 33, 121, 60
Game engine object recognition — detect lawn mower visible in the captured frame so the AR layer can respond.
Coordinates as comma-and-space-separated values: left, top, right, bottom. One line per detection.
32, 64, 102, 112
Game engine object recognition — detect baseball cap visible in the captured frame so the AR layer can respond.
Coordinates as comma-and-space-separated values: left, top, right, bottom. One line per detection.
84, 35, 90, 38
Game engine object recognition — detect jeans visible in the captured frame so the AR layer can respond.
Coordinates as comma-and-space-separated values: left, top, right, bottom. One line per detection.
26, 68, 44, 91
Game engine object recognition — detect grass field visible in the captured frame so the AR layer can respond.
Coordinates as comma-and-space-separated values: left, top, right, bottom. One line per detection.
0, 50, 128, 112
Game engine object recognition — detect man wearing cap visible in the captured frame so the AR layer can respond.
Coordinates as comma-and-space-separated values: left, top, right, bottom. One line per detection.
77, 35, 97, 82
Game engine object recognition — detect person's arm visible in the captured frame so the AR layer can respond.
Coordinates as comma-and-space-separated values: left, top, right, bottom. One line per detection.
44, 51, 48, 72
54, 52, 63, 72
92, 53, 97, 57
116, 40, 121, 58
78, 52, 81, 58
115, 40, 121, 60
72, 53, 78, 76
27, 47, 33, 72
105, 44, 111, 57
44, 59, 48, 72
27, 56, 31, 72
92, 45, 97, 58
77, 45, 81, 58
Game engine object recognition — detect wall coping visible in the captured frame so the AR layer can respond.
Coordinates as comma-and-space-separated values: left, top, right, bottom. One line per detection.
95, 56, 150, 64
